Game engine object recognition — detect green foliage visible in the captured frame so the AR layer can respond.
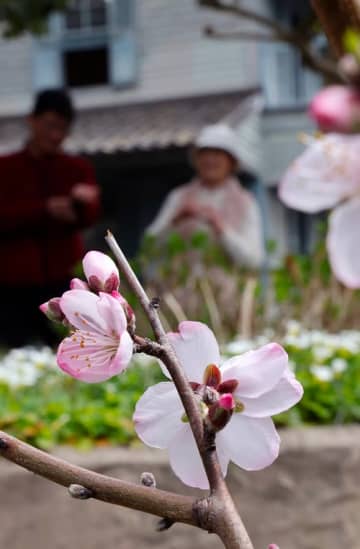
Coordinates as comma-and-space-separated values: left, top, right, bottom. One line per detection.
0, 361, 164, 449
343, 28, 360, 62
277, 345, 360, 426
2, 324, 360, 452
0, 0, 69, 37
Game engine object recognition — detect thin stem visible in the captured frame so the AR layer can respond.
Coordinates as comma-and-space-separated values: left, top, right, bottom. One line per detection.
105, 231, 205, 456
0, 432, 196, 526
106, 232, 254, 548
199, 0, 343, 82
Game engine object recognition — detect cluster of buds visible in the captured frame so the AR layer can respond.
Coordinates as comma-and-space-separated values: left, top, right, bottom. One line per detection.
40, 251, 135, 330
40, 251, 135, 383
189, 364, 241, 433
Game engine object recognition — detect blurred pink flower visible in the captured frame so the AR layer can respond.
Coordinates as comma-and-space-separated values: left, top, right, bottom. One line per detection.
134, 321, 303, 489
279, 133, 360, 288
309, 85, 360, 133
57, 289, 133, 383
82, 250, 120, 293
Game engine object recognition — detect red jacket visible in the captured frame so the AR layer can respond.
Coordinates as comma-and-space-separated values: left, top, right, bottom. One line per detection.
0, 148, 100, 285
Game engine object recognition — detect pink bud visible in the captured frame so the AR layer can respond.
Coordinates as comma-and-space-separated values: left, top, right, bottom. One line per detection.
70, 278, 89, 291
82, 251, 120, 293
111, 291, 136, 331
268, 545, 280, 549
39, 297, 65, 323
309, 85, 360, 133
218, 393, 235, 411
207, 393, 235, 431
203, 363, 221, 388
218, 378, 238, 394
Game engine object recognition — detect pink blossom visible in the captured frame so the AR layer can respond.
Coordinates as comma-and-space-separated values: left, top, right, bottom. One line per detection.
57, 290, 133, 383
268, 545, 280, 549
309, 85, 360, 133
134, 321, 303, 489
279, 134, 360, 288
82, 250, 120, 293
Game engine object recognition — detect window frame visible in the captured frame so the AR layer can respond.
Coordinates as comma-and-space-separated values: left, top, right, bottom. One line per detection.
32, 0, 137, 90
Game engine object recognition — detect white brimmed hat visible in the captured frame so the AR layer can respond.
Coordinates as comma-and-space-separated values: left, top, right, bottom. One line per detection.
194, 124, 242, 165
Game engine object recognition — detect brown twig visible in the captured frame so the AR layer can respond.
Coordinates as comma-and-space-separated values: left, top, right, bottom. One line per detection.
0, 432, 196, 525
199, 0, 344, 82
0, 232, 254, 549
105, 231, 253, 548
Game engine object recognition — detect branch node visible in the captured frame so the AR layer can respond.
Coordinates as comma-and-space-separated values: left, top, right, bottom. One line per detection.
156, 517, 175, 532
0, 438, 8, 450
193, 497, 214, 533
68, 484, 94, 500
140, 471, 157, 488
150, 297, 161, 309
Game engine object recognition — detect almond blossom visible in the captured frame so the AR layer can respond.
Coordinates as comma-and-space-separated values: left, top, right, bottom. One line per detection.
134, 321, 303, 489
57, 290, 133, 383
279, 133, 360, 288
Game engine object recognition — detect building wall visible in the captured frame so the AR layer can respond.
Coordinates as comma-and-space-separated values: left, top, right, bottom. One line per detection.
0, 0, 262, 117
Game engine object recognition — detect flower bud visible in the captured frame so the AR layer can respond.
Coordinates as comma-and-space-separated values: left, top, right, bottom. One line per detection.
268, 545, 280, 549
111, 290, 136, 331
70, 278, 89, 291
39, 297, 65, 323
82, 251, 120, 293
203, 363, 221, 388
207, 393, 235, 432
218, 379, 238, 394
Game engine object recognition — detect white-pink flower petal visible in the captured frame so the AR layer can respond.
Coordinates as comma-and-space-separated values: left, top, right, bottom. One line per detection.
240, 369, 303, 418
60, 290, 107, 333
57, 291, 133, 383
97, 292, 127, 334
327, 196, 360, 289
134, 382, 184, 448
221, 343, 288, 399
168, 423, 229, 489
166, 321, 221, 383
279, 134, 360, 213
217, 415, 280, 471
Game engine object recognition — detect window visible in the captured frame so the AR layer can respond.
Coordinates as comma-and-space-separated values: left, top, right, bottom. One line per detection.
65, 0, 107, 30
32, 0, 137, 91
261, 0, 323, 109
64, 47, 109, 87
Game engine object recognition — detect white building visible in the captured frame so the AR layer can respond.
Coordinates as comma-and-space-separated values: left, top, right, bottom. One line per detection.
0, 0, 322, 258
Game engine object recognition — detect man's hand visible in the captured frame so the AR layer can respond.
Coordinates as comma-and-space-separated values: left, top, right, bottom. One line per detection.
46, 196, 77, 223
72, 183, 99, 204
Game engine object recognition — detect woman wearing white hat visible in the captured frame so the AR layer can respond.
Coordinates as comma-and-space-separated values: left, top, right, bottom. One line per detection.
146, 124, 264, 269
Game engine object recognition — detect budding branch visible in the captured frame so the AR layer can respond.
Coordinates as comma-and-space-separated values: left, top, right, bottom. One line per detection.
0, 232, 254, 549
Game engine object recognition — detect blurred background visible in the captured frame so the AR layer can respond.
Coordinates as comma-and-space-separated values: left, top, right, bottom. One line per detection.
0, 1, 360, 548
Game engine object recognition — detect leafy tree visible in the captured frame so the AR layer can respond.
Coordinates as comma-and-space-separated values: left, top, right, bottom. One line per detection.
0, 0, 69, 37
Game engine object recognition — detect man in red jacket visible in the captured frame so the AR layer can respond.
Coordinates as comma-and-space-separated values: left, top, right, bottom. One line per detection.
0, 89, 101, 347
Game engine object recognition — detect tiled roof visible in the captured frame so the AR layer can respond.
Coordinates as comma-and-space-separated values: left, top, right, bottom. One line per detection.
0, 88, 261, 155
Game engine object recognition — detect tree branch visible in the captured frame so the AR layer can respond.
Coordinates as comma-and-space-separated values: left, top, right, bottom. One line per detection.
0, 432, 196, 526
205, 27, 279, 42
199, 0, 344, 82
105, 231, 254, 548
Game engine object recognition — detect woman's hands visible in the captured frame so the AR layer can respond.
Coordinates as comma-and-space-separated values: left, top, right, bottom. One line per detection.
173, 201, 224, 235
